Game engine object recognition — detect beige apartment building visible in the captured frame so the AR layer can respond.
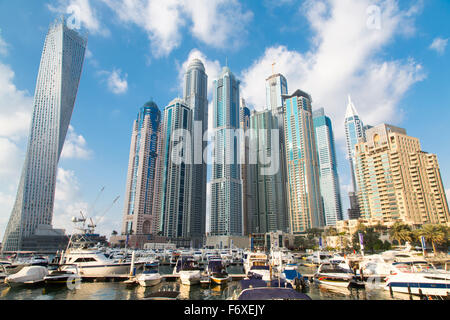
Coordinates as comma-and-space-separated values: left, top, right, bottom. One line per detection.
354, 124, 449, 226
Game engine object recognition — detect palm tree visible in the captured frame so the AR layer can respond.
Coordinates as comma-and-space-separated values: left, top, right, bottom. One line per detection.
416, 224, 447, 254
389, 222, 412, 245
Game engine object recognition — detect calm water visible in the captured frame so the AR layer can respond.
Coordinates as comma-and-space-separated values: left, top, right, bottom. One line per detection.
0, 264, 410, 301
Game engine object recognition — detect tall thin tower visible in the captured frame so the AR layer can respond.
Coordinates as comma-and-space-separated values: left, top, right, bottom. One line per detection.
183, 59, 208, 243
121, 101, 161, 245
210, 67, 242, 236
2, 19, 87, 251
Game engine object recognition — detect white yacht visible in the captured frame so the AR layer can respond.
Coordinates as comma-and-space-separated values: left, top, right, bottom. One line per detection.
384, 261, 450, 296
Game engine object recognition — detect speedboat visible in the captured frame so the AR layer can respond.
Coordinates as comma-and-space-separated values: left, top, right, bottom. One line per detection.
136, 269, 162, 287
281, 268, 309, 290
314, 263, 365, 289
5, 266, 48, 287
384, 261, 450, 296
207, 259, 230, 286
44, 265, 81, 286
174, 256, 201, 286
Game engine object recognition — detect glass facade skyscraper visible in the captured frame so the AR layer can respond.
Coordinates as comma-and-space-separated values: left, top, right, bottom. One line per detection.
157, 98, 192, 239
2, 19, 87, 251
249, 109, 288, 233
121, 101, 161, 240
183, 59, 208, 241
284, 90, 324, 233
210, 67, 242, 236
344, 95, 365, 193
313, 108, 343, 226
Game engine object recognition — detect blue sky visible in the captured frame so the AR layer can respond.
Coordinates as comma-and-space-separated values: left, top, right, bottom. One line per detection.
0, 0, 449, 238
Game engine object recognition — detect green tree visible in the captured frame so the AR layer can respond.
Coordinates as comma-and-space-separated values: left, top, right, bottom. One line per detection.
389, 222, 412, 245
415, 224, 448, 254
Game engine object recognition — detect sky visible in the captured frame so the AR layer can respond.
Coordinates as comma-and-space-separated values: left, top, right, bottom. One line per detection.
0, 0, 449, 239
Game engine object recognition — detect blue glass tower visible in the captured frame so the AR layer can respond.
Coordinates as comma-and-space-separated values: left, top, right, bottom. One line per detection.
313, 108, 343, 226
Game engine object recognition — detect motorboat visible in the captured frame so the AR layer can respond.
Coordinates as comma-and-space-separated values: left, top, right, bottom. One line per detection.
244, 252, 271, 281
384, 261, 450, 296
60, 248, 144, 278
207, 259, 230, 286
281, 265, 309, 290
4, 266, 48, 287
314, 263, 365, 289
174, 256, 201, 286
44, 265, 81, 286
232, 277, 311, 301
136, 269, 162, 287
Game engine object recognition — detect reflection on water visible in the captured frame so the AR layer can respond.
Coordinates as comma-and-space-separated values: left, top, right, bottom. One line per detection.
0, 264, 410, 301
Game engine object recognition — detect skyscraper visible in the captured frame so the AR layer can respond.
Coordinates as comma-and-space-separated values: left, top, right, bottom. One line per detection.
239, 100, 254, 236
2, 19, 87, 252
313, 108, 343, 226
157, 98, 193, 239
183, 59, 208, 242
265, 73, 289, 233
355, 124, 450, 225
344, 95, 365, 219
210, 67, 242, 236
249, 109, 288, 233
284, 90, 324, 233
344, 96, 366, 192
121, 101, 161, 246
266, 73, 288, 114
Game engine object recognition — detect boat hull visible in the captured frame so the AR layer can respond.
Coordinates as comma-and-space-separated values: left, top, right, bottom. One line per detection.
180, 271, 201, 286
211, 275, 230, 285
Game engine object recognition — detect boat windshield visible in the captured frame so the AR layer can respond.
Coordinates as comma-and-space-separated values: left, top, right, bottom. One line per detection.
251, 265, 270, 271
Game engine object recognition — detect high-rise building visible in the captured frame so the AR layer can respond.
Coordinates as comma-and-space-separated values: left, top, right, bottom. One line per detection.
121, 101, 161, 242
284, 90, 324, 233
239, 100, 255, 236
266, 73, 289, 233
344, 95, 365, 219
313, 108, 343, 226
355, 124, 450, 225
157, 98, 193, 239
266, 73, 288, 114
249, 109, 288, 233
183, 59, 208, 242
210, 67, 242, 236
2, 19, 87, 252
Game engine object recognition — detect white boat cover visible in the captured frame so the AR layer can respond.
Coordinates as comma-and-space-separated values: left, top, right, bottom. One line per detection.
6, 266, 48, 283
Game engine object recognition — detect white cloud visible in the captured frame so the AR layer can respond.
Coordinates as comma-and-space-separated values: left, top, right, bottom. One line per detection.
48, 0, 109, 36
101, 0, 253, 57
61, 125, 92, 159
240, 0, 425, 141
0, 63, 33, 140
429, 37, 448, 55
182, 0, 253, 49
99, 68, 128, 95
